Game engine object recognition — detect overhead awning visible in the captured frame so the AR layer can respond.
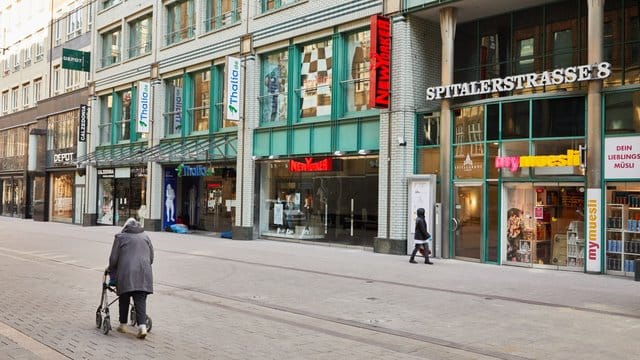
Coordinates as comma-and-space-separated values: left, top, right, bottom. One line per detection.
75, 143, 147, 168
146, 134, 237, 163
76, 135, 237, 168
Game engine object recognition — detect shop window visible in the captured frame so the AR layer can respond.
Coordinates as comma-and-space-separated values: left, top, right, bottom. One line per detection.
99, 94, 113, 145
164, 77, 184, 136
453, 144, 484, 179
166, 0, 194, 46
486, 104, 500, 141
205, 0, 240, 31
260, 49, 289, 123
215, 65, 233, 129
532, 139, 584, 176
47, 111, 77, 151
499, 141, 530, 178
417, 113, 440, 146
605, 182, 640, 275
416, 148, 439, 174
189, 69, 210, 133
128, 15, 152, 59
605, 91, 640, 134
100, 27, 121, 67
532, 96, 584, 138
116, 90, 132, 142
298, 39, 332, 119
453, 106, 484, 145
501, 101, 529, 139
344, 29, 370, 113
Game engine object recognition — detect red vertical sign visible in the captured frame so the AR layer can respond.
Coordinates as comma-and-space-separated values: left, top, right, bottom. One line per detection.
369, 15, 391, 109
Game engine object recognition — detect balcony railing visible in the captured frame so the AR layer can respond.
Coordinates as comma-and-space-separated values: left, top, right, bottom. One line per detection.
165, 25, 195, 46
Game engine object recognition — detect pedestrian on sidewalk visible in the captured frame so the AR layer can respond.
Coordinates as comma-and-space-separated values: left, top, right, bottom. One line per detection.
108, 217, 154, 339
410, 208, 433, 264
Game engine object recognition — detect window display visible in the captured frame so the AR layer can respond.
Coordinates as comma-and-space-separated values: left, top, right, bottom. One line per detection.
605, 182, 640, 275
504, 183, 585, 267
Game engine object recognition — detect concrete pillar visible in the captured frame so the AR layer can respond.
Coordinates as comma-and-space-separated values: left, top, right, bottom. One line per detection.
439, 7, 456, 258
586, 0, 604, 189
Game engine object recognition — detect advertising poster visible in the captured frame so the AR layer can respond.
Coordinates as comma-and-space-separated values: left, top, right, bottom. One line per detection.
163, 167, 177, 230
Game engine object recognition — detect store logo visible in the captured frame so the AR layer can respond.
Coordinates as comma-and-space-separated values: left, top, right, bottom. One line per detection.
369, 14, 391, 109
226, 56, 241, 121
289, 157, 333, 172
495, 150, 581, 172
176, 164, 214, 177
54, 152, 74, 163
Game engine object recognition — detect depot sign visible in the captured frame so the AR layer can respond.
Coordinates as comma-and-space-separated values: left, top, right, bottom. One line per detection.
426, 62, 612, 100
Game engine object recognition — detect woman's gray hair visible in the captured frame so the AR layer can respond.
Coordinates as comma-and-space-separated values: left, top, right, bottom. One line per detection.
121, 217, 139, 232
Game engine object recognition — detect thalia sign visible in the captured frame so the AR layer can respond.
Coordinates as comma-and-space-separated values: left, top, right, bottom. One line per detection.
426, 62, 612, 100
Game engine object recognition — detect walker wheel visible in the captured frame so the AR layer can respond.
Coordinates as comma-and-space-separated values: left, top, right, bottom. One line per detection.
146, 316, 152, 332
129, 307, 136, 326
95, 309, 102, 328
102, 316, 111, 335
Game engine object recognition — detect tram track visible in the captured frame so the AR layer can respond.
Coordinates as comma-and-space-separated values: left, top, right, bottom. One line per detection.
2, 243, 635, 359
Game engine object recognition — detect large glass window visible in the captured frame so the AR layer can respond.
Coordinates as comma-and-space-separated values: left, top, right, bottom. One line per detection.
101, 28, 121, 67
164, 77, 184, 136
99, 95, 113, 145
299, 39, 332, 119
261, 49, 288, 122
128, 15, 152, 59
51, 173, 74, 223
67, 7, 82, 39
116, 90, 132, 141
532, 96, 585, 138
166, 0, 194, 45
189, 69, 210, 133
603, 0, 640, 87
345, 30, 371, 113
205, 0, 240, 31
47, 111, 76, 151
501, 101, 530, 139
605, 90, 640, 135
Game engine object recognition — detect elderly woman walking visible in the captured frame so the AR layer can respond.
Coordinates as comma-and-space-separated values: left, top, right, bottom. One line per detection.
108, 218, 154, 339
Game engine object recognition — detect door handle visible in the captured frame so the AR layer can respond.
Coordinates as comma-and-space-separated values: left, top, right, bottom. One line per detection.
451, 217, 459, 231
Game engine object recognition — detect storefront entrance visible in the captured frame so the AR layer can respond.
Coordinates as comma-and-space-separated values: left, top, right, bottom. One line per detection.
503, 182, 585, 269
453, 183, 483, 261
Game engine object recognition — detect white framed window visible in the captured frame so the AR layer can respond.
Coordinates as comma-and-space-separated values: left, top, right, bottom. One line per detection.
54, 18, 63, 45
101, 28, 121, 67
64, 69, 82, 90
11, 53, 19, 71
33, 78, 42, 104
1, 91, 8, 112
67, 7, 82, 39
35, 40, 45, 61
11, 87, 19, 110
2, 58, 9, 75
54, 65, 61, 94
23, 45, 31, 66
87, 2, 94, 31
22, 84, 30, 108
128, 15, 152, 58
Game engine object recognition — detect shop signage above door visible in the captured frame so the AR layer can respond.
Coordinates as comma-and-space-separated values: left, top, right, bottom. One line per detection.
97, 168, 114, 177
289, 157, 333, 172
495, 150, 581, 172
604, 137, 640, 179
369, 14, 391, 109
426, 62, 612, 100
176, 164, 214, 177
53, 152, 74, 164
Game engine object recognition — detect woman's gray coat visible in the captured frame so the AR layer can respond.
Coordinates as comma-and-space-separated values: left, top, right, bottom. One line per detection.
108, 220, 154, 295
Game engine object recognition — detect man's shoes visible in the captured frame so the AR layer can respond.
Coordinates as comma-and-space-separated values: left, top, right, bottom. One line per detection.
137, 324, 147, 339
425, 261, 434, 265
409, 259, 418, 264
116, 323, 128, 333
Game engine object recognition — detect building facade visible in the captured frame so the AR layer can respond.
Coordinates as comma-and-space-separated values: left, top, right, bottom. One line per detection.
2, 0, 639, 278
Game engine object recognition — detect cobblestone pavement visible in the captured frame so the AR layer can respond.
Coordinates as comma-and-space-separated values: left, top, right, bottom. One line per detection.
1, 217, 640, 359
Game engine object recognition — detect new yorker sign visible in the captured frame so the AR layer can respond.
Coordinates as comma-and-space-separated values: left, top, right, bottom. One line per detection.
426, 62, 612, 100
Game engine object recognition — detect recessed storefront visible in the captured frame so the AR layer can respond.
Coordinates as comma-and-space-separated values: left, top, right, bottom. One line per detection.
256, 156, 378, 247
